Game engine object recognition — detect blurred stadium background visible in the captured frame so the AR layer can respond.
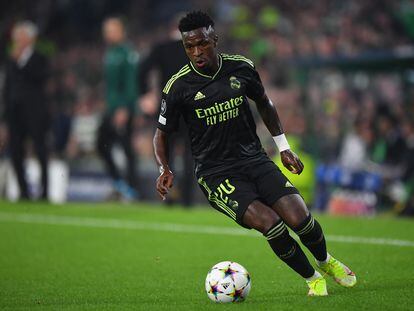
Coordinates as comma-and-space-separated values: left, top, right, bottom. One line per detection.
0, 0, 414, 216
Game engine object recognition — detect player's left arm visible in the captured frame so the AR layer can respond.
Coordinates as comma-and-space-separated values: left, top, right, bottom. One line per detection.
245, 63, 304, 175
254, 93, 304, 175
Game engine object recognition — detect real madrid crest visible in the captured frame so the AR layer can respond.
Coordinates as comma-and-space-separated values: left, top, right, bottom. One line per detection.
229, 76, 241, 90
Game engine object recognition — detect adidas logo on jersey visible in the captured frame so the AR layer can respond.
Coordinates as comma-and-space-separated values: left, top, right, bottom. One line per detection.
194, 91, 206, 100
285, 181, 294, 188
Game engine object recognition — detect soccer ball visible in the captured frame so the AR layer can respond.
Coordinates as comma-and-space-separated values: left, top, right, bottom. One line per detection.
205, 261, 251, 303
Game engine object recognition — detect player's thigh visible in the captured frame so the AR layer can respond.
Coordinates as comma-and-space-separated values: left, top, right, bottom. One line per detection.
242, 200, 281, 234
197, 173, 259, 228
253, 160, 299, 209
251, 160, 309, 228
271, 194, 310, 229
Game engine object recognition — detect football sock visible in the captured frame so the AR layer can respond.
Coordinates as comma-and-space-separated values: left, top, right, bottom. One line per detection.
317, 253, 331, 266
294, 214, 328, 262
264, 220, 315, 279
305, 270, 323, 282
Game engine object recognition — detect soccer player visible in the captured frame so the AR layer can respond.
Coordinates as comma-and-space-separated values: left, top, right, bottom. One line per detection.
153, 11, 356, 296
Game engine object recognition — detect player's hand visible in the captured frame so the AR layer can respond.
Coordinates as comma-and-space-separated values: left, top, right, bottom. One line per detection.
112, 107, 129, 129
156, 167, 174, 200
280, 150, 304, 175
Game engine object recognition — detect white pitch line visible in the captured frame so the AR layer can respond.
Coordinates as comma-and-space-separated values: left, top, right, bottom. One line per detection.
0, 212, 413, 248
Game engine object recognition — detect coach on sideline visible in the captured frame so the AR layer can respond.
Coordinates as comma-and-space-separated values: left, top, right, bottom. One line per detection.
3, 21, 49, 200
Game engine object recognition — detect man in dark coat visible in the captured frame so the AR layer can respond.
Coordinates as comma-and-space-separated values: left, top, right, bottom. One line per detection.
3, 21, 49, 200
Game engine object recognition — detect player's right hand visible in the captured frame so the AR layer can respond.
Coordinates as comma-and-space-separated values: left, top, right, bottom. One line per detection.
156, 168, 174, 200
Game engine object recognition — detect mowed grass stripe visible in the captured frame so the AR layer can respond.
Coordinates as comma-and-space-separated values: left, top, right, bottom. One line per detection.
0, 212, 413, 248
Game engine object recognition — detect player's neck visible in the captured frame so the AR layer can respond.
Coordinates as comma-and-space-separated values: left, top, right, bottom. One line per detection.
201, 54, 220, 76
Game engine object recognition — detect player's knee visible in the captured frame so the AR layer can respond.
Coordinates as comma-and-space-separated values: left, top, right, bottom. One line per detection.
243, 202, 280, 234
261, 212, 281, 234
272, 194, 310, 228
288, 212, 309, 229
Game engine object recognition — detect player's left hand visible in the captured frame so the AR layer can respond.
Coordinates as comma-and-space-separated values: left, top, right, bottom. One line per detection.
280, 150, 304, 175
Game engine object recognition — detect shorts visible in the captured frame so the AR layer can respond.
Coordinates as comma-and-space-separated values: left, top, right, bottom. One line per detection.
197, 159, 299, 228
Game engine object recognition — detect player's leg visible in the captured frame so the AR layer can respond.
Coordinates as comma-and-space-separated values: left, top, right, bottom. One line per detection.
253, 160, 355, 289
271, 194, 327, 262
251, 161, 329, 262
198, 174, 327, 296
242, 200, 321, 280
272, 194, 356, 288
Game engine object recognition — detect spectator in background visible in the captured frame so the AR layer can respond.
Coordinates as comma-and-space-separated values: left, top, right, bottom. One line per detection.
66, 95, 100, 159
139, 15, 188, 100
98, 17, 140, 200
339, 118, 374, 170
399, 117, 414, 216
3, 21, 49, 200
139, 16, 195, 206
372, 110, 406, 166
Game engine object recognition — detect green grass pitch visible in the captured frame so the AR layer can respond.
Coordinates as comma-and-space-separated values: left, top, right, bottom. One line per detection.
0, 201, 413, 310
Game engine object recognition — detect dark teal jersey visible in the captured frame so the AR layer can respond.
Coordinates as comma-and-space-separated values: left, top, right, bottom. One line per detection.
103, 43, 139, 114
157, 53, 268, 177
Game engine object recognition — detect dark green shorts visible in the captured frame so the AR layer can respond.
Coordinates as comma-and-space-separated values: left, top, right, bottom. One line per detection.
197, 159, 299, 228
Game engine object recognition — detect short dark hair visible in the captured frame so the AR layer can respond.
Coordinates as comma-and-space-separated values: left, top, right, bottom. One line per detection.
178, 11, 214, 33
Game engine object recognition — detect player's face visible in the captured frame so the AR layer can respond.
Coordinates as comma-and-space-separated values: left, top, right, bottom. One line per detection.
182, 26, 218, 72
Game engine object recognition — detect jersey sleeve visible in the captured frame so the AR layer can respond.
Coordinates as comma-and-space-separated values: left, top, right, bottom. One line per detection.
245, 66, 265, 101
157, 91, 180, 133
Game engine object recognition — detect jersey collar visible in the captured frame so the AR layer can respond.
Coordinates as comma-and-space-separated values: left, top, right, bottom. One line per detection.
189, 54, 222, 79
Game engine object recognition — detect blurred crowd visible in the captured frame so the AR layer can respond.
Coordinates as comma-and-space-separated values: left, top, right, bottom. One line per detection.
0, 0, 413, 212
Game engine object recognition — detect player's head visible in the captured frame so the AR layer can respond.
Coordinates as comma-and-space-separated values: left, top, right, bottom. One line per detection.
103, 17, 125, 45
179, 11, 218, 71
12, 21, 38, 49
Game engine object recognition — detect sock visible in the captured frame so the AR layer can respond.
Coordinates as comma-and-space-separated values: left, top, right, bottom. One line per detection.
265, 220, 315, 279
317, 253, 331, 266
294, 214, 328, 262
305, 270, 322, 282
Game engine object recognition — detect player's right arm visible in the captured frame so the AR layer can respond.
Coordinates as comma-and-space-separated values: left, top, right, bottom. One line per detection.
153, 90, 181, 200
153, 128, 174, 200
